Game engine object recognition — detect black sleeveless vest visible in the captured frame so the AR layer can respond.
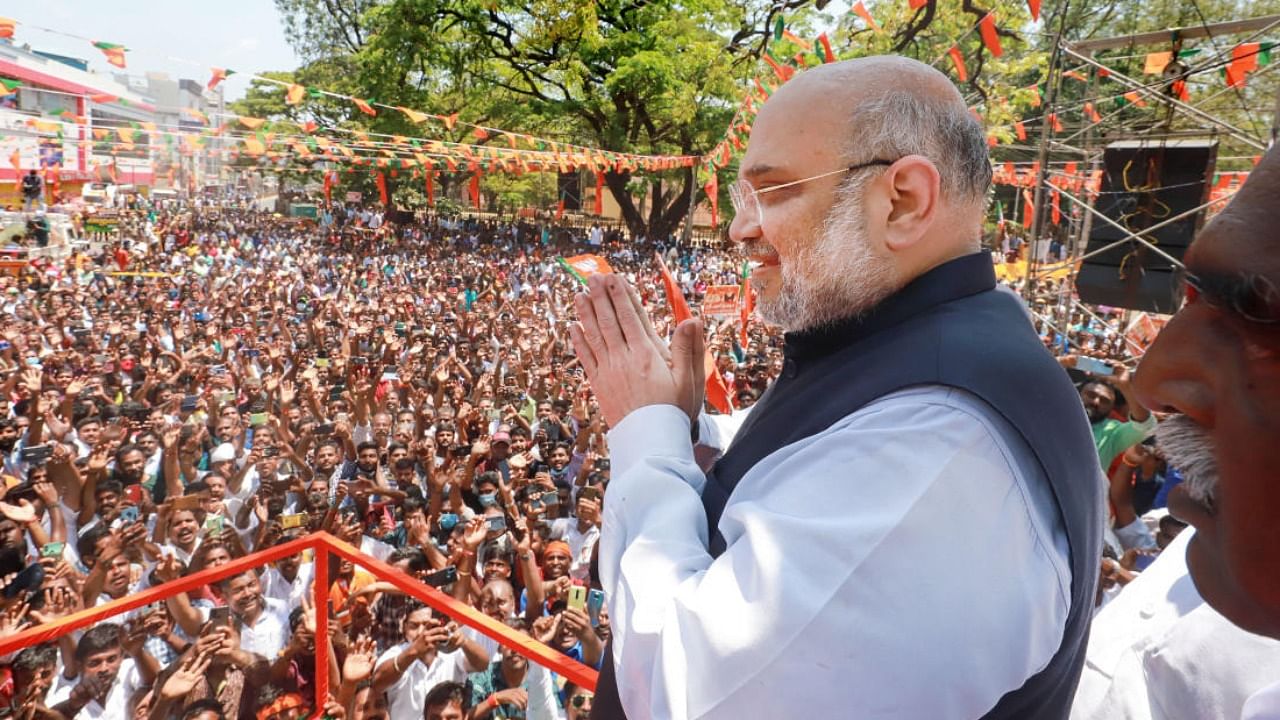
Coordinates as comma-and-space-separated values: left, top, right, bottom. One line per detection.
592, 253, 1102, 720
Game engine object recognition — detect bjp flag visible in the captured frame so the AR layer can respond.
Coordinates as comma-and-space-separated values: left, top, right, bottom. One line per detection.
557, 254, 614, 285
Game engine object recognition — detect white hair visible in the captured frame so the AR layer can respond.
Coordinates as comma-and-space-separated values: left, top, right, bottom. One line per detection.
754, 172, 900, 331
844, 91, 992, 208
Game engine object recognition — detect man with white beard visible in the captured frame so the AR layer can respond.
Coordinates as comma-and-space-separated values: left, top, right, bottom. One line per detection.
573, 57, 1102, 720
1132, 146, 1280, 719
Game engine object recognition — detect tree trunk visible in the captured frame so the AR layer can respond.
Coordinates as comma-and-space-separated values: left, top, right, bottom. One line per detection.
604, 167, 693, 242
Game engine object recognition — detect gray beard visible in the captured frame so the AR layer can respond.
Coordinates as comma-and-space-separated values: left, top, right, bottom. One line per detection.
754, 183, 898, 333
1156, 414, 1219, 507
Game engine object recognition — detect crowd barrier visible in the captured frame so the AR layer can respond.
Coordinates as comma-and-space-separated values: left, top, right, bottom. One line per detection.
0, 531, 599, 715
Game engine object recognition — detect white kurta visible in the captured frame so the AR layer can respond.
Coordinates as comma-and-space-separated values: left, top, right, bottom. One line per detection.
1071, 528, 1280, 720
601, 386, 1073, 720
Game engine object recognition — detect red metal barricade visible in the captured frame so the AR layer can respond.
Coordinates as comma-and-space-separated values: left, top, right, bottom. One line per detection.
0, 531, 599, 717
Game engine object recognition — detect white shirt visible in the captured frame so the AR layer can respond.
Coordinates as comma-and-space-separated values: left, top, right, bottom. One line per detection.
45, 657, 144, 720
548, 517, 600, 582
601, 386, 1072, 720
375, 642, 470, 720
1244, 683, 1280, 720
261, 562, 315, 608
1071, 528, 1280, 720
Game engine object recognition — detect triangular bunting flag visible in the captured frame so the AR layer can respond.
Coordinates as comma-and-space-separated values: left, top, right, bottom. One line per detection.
851, 2, 881, 32
948, 47, 968, 82
285, 84, 306, 105
92, 41, 128, 69
979, 15, 1003, 57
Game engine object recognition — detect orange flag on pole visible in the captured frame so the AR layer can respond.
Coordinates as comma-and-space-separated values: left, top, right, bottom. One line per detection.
285, 84, 306, 105
352, 98, 377, 116
656, 253, 732, 414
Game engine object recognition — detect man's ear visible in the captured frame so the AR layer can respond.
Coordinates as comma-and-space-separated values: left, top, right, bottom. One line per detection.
881, 155, 941, 252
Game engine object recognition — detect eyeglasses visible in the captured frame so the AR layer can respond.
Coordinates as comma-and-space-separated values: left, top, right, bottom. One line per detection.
571, 693, 595, 708
1183, 270, 1280, 325
727, 160, 896, 229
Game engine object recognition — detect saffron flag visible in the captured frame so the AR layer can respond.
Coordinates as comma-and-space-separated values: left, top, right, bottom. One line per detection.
781, 30, 812, 51
704, 351, 734, 415
979, 15, 1003, 57
92, 41, 128, 69
593, 172, 604, 215
7, 148, 18, 171
558, 254, 613, 285
285, 84, 306, 105
1143, 52, 1172, 75
656, 252, 693, 325
739, 270, 754, 348
948, 47, 968, 82
239, 116, 266, 130
469, 172, 481, 209
1051, 189, 1061, 225
1014, 121, 1027, 141
425, 169, 435, 207
1022, 189, 1035, 228
376, 171, 389, 205
555, 198, 565, 220
0, 17, 16, 39
817, 33, 837, 63
1123, 91, 1147, 107
851, 2, 881, 32
909, 0, 928, 9
400, 107, 429, 123
1027, 0, 1040, 21
207, 68, 233, 91
352, 98, 377, 117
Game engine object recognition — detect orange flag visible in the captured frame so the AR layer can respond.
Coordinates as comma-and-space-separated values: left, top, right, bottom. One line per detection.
239, 116, 266, 130
376, 171, 389, 205
704, 352, 734, 415
207, 68, 230, 91
1022, 189, 1035, 228
978, 15, 1003, 57
1027, 0, 1040, 20
558, 254, 614, 284
1014, 121, 1027, 141
851, 2, 881, 32
7, 148, 19, 171
352, 98, 377, 116
285, 84, 306, 105
948, 47, 968, 82
656, 252, 693, 324
399, 107, 429, 123
817, 33, 837, 62
0, 17, 16, 39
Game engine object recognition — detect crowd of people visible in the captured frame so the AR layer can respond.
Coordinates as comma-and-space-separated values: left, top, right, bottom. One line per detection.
0, 196, 783, 720
0, 185, 1189, 719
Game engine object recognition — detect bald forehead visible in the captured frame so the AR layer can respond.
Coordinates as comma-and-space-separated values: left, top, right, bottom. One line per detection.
742, 55, 964, 178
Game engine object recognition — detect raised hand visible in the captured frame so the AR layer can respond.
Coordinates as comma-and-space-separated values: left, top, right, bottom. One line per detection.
0, 499, 36, 525
342, 633, 377, 684
462, 516, 488, 551
159, 649, 212, 700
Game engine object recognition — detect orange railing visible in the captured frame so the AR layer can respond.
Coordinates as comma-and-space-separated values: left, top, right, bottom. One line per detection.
0, 531, 599, 716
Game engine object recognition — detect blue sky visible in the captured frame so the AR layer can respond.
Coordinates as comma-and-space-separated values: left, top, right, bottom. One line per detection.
9, 2, 302, 100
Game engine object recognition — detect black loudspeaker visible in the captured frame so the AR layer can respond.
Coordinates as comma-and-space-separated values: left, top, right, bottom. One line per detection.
1075, 139, 1217, 313
557, 172, 582, 210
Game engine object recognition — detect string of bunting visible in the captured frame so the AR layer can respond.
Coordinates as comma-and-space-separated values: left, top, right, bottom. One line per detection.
0, 16, 699, 175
